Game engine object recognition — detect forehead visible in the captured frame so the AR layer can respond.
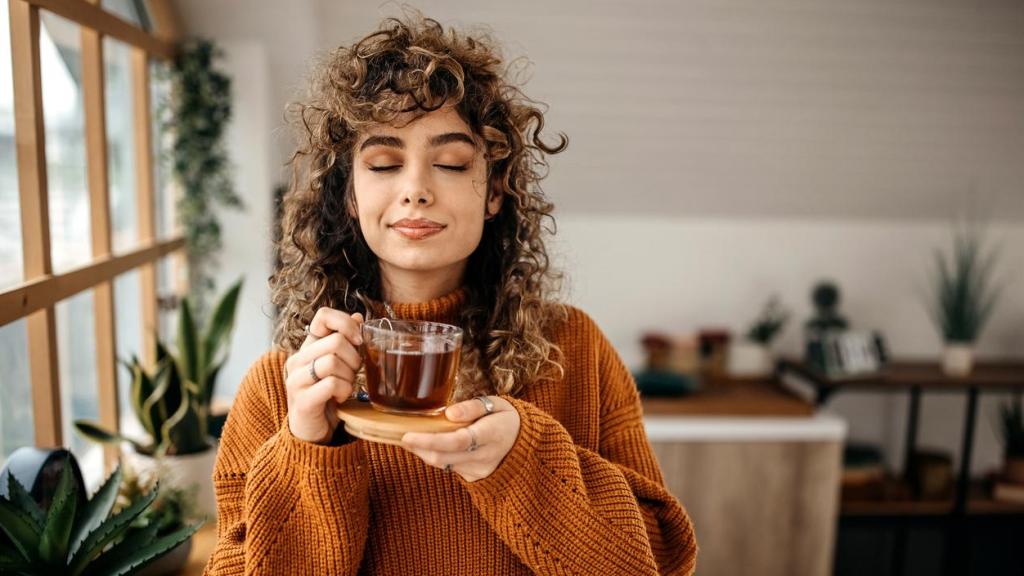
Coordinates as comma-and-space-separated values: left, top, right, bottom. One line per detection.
357, 107, 475, 146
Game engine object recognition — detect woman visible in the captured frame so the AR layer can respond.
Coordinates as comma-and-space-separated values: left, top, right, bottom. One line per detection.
205, 14, 697, 576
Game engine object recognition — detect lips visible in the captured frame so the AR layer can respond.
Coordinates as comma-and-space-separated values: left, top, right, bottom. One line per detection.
390, 218, 446, 240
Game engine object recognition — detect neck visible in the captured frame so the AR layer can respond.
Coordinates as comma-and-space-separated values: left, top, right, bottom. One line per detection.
379, 261, 465, 304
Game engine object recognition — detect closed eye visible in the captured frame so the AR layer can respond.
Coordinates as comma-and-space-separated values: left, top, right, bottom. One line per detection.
367, 164, 468, 173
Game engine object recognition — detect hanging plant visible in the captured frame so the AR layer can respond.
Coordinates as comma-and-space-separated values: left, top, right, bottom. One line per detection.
163, 39, 243, 315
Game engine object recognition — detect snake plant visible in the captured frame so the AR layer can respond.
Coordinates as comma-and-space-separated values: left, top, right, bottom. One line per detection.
75, 280, 242, 456
0, 459, 198, 575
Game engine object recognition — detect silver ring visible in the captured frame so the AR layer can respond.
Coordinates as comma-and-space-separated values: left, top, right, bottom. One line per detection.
466, 426, 479, 452
475, 395, 495, 415
443, 463, 453, 472
308, 357, 321, 383
304, 324, 311, 335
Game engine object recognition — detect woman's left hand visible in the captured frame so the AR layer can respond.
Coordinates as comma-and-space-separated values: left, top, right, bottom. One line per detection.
400, 396, 520, 482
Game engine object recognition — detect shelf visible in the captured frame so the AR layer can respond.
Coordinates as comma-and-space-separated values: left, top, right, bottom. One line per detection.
642, 376, 814, 417
780, 359, 1024, 393
841, 479, 1024, 518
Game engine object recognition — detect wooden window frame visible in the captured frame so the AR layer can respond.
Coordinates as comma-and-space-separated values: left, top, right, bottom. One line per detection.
4, 0, 184, 465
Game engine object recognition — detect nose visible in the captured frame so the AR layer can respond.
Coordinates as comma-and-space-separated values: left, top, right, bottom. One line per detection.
400, 165, 434, 207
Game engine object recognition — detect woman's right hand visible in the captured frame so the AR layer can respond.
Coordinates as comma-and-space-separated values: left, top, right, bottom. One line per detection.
284, 308, 365, 444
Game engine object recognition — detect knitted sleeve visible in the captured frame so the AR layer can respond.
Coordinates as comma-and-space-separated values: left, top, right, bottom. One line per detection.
461, 320, 698, 575
203, 353, 371, 575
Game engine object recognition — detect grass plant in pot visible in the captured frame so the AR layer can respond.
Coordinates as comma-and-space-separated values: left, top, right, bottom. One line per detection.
75, 281, 242, 518
728, 296, 790, 379
927, 228, 1002, 377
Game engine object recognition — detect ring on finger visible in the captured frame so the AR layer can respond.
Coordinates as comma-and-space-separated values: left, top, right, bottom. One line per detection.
475, 395, 495, 415
466, 425, 480, 452
308, 356, 321, 383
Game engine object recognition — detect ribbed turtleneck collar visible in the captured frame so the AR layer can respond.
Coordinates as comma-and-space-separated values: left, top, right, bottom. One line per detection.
370, 286, 467, 326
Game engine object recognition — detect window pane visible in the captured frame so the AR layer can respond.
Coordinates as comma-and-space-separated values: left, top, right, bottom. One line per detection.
55, 289, 102, 476
114, 270, 143, 438
101, 0, 151, 31
0, 319, 33, 463
0, 0, 23, 290
103, 37, 137, 254
150, 59, 176, 240
40, 12, 91, 274
157, 255, 179, 343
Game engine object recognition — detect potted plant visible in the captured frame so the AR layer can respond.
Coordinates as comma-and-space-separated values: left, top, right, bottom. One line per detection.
999, 401, 1024, 484
0, 451, 199, 575
927, 229, 1002, 376
75, 280, 242, 517
729, 296, 790, 378
116, 463, 200, 576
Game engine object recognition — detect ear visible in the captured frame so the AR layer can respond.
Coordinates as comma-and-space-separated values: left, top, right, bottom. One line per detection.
485, 189, 504, 220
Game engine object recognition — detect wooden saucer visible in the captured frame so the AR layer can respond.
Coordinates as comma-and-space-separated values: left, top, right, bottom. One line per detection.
336, 403, 465, 446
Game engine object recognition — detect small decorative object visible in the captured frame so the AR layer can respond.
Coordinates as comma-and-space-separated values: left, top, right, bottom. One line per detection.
75, 280, 242, 517
998, 400, 1024, 484
0, 449, 199, 575
698, 329, 731, 379
909, 449, 954, 500
804, 281, 849, 336
803, 280, 888, 377
806, 331, 888, 378
728, 297, 789, 379
841, 443, 886, 501
927, 227, 1002, 376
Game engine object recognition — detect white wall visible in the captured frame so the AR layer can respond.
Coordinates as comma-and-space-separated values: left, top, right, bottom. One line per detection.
553, 215, 1024, 474
173, 0, 1024, 475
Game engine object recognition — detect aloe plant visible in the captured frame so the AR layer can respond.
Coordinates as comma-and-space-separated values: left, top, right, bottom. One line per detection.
928, 229, 1002, 344
0, 459, 199, 575
75, 280, 242, 456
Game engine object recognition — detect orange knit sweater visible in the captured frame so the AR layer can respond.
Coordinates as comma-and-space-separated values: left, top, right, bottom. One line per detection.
203, 289, 697, 575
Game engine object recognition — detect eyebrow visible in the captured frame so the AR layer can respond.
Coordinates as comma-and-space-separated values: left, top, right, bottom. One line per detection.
358, 132, 476, 152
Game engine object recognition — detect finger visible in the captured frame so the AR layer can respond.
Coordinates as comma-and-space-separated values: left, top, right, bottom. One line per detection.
292, 332, 362, 374
309, 308, 364, 341
295, 376, 353, 413
402, 426, 477, 453
404, 447, 476, 470
444, 395, 513, 422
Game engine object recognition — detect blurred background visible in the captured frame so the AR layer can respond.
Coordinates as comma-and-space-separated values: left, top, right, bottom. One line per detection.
1, 0, 1023, 574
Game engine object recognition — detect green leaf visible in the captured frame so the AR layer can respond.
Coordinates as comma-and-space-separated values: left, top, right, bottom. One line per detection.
6, 471, 44, 528
178, 297, 200, 386
67, 485, 158, 575
69, 465, 122, 558
0, 546, 31, 573
0, 488, 41, 564
73, 421, 149, 455
142, 360, 176, 451
38, 458, 79, 566
83, 522, 200, 576
202, 279, 243, 380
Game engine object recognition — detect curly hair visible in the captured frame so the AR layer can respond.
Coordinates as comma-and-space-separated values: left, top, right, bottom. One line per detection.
270, 14, 569, 399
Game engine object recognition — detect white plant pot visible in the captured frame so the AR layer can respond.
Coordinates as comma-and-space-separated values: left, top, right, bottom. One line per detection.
727, 341, 774, 378
123, 441, 219, 520
942, 344, 975, 377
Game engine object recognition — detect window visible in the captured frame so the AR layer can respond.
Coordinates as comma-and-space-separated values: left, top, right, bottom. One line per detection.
0, 0, 184, 469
